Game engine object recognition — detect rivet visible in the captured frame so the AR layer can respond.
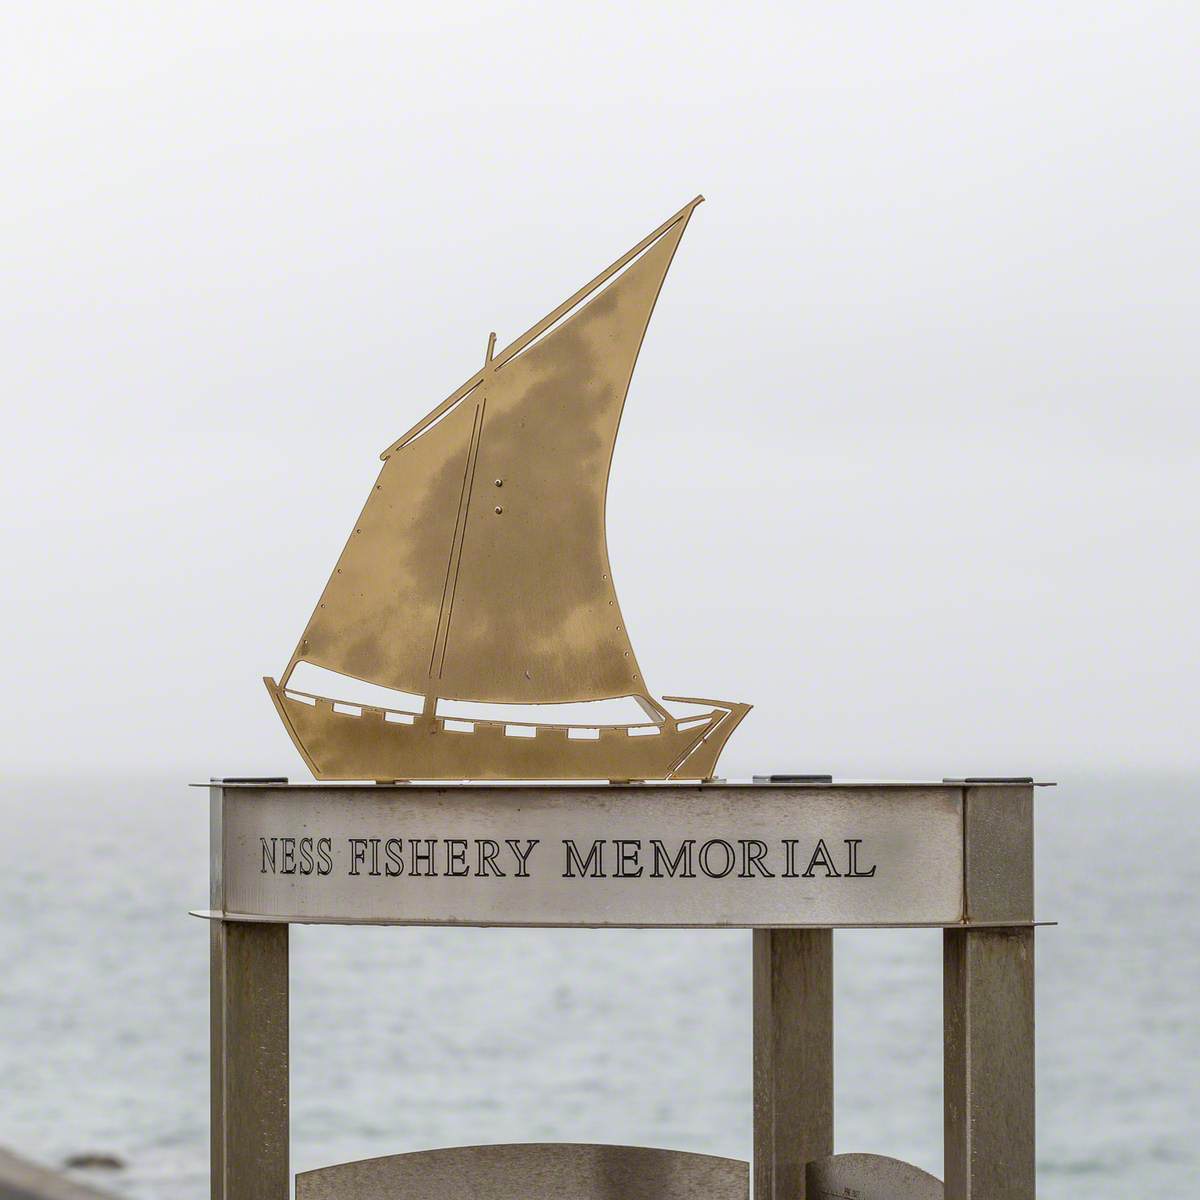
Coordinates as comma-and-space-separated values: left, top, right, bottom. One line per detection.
495, 478, 503, 487
494, 506, 503, 514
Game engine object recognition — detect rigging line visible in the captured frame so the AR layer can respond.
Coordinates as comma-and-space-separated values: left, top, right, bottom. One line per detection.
380, 196, 703, 459
428, 401, 484, 678
438, 396, 486, 678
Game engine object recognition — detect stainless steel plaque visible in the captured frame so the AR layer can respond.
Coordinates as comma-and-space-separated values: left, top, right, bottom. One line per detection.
208, 784, 965, 928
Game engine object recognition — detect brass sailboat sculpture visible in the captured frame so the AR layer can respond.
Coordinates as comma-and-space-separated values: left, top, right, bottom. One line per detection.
266, 196, 750, 780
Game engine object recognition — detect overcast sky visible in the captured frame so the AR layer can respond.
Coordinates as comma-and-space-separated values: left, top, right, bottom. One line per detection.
3, 3, 1196, 778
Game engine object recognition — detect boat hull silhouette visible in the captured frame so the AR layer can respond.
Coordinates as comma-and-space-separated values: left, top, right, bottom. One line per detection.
266, 679, 749, 781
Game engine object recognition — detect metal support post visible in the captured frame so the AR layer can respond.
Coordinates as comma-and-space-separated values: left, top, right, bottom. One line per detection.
211, 920, 289, 1200
943, 927, 1035, 1199
753, 929, 834, 1200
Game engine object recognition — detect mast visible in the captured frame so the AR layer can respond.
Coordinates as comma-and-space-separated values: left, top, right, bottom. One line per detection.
416, 333, 501, 717
424, 394, 486, 714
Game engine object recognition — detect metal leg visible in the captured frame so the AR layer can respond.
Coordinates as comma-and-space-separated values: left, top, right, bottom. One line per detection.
753, 929, 834, 1200
211, 920, 290, 1200
943, 927, 1034, 1200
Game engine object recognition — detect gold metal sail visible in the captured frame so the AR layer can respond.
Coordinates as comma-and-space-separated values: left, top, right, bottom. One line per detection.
288, 201, 693, 704
431, 217, 692, 703
289, 393, 481, 696
268, 197, 751, 780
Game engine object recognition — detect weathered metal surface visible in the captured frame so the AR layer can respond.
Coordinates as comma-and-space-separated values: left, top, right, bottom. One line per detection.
294, 1144, 749, 1200
265, 197, 751, 781
754, 929, 833, 1200
207, 783, 966, 927
806, 1153, 943, 1199
210, 921, 288, 1200
943, 927, 1035, 1200
963, 785, 1033, 923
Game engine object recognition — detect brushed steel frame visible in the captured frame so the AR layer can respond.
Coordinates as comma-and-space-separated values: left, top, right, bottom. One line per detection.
206, 780, 1039, 1200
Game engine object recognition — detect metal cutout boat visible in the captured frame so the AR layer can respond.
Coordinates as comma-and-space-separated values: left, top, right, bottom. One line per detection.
265, 197, 750, 780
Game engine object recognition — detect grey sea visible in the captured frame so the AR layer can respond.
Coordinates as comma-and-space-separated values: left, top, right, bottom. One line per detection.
1, 773, 1196, 1198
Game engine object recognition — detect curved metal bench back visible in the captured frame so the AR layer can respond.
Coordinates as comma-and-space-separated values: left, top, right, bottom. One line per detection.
296, 1143, 749, 1200
806, 1153, 943, 1199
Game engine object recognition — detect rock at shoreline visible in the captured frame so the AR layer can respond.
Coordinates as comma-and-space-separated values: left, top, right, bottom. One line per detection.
0, 1146, 120, 1200
62, 1155, 124, 1172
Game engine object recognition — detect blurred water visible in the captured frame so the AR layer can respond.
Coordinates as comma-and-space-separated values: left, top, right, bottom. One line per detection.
0, 773, 1195, 1197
